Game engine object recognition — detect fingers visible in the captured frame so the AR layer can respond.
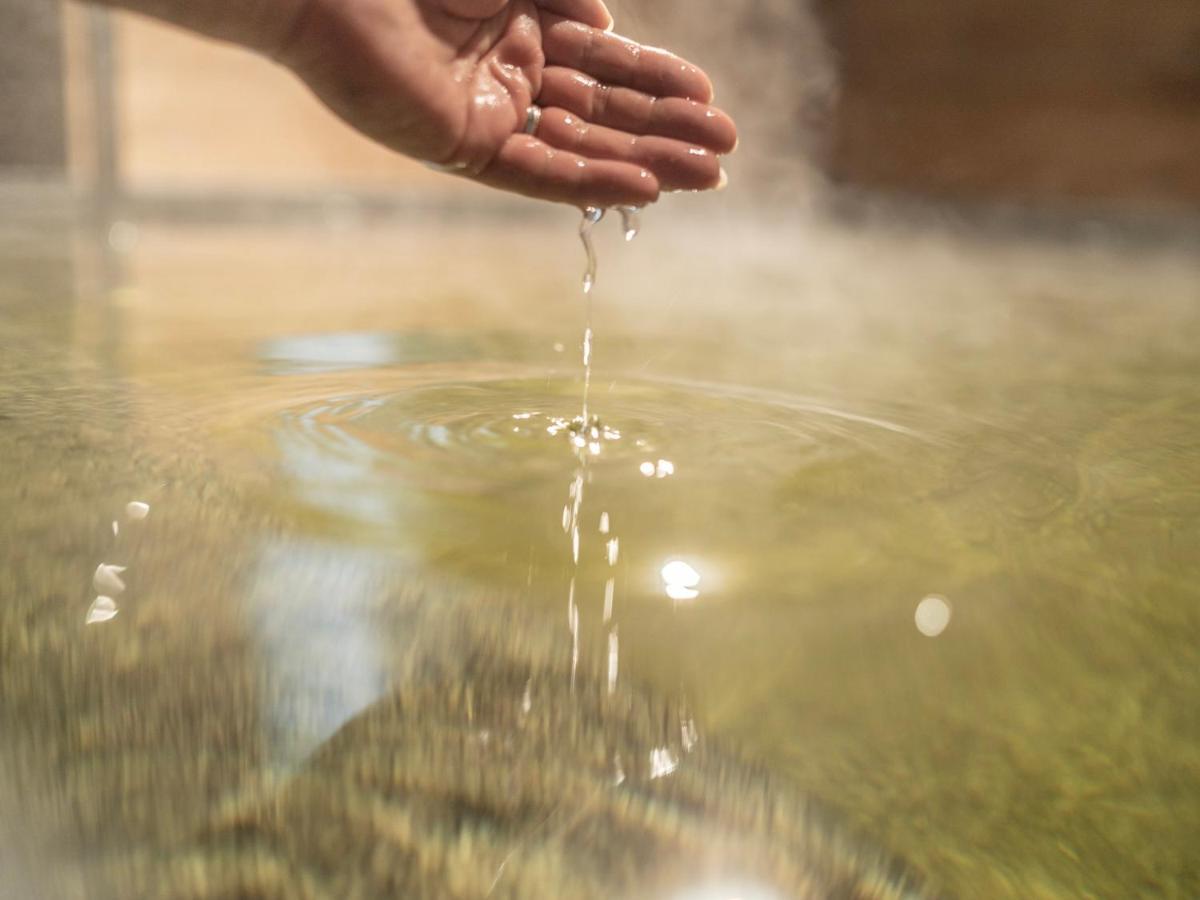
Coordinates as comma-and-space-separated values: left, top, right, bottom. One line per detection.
534, 0, 612, 31
477, 134, 660, 207
541, 15, 713, 102
534, 107, 721, 191
540, 67, 737, 153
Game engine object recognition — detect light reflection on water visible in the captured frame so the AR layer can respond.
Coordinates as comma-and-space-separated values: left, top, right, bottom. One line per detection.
4, 218, 1200, 898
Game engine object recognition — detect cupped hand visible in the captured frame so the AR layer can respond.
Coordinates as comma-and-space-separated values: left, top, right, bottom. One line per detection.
276, 0, 737, 207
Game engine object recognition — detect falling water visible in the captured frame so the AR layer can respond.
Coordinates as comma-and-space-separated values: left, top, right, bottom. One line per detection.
579, 206, 605, 295
618, 206, 641, 242
560, 206, 640, 692
577, 207, 605, 425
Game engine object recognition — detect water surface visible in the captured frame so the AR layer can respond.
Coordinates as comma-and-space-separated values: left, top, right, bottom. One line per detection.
2, 213, 1199, 897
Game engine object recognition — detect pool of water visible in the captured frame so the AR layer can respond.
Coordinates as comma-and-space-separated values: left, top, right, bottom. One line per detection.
2, 209, 1199, 897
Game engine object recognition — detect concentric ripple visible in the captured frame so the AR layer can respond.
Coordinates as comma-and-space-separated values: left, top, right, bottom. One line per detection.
275, 375, 923, 492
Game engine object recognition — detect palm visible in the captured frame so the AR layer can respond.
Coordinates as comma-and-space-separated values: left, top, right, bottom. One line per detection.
281, 0, 736, 206
408, 0, 545, 170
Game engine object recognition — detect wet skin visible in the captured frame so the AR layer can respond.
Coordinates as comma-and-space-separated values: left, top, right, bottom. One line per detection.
94, 0, 738, 207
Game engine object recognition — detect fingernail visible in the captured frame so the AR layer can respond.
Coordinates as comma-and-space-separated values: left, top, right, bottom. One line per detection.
715, 167, 729, 191
731, 135, 740, 153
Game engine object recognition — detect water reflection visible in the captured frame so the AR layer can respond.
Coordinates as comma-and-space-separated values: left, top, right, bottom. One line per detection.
247, 540, 390, 768
914, 595, 952, 637
85, 595, 119, 624
92, 563, 126, 595
83, 498, 153, 625
673, 882, 782, 900
663, 560, 703, 603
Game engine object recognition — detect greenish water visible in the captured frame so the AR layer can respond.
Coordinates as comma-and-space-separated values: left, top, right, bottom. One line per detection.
2, 216, 1199, 897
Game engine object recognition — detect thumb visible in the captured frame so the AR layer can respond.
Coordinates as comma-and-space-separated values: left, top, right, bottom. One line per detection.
438, 0, 511, 18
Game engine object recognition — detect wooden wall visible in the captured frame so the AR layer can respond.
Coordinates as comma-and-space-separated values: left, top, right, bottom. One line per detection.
0, 0, 68, 173
822, 0, 1200, 211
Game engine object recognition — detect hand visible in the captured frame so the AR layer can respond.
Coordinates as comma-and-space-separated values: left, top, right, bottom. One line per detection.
275, 0, 737, 207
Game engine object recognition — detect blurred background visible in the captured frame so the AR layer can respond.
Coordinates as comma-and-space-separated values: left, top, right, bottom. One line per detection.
3, 0, 1198, 223
4, 4, 1200, 898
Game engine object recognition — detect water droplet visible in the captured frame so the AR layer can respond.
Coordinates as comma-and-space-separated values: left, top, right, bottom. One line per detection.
579, 206, 605, 295
618, 206, 641, 242
606, 537, 620, 566
599, 512, 610, 534
125, 501, 150, 520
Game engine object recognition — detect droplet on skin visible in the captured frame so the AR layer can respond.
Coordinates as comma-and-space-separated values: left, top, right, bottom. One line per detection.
606, 537, 620, 566
92, 564, 127, 595
599, 512, 610, 534
640, 461, 656, 477
86, 596, 119, 624
111, 520, 119, 537
125, 501, 150, 520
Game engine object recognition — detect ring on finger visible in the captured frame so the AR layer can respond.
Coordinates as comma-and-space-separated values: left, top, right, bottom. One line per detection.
522, 104, 543, 136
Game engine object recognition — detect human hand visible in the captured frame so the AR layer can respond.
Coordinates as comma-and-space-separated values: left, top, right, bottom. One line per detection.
275, 0, 737, 207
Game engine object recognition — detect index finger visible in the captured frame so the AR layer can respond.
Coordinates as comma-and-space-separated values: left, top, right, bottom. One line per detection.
534, 0, 613, 31
541, 15, 714, 102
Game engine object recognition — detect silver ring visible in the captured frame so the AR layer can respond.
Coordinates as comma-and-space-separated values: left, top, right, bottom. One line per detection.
522, 104, 543, 136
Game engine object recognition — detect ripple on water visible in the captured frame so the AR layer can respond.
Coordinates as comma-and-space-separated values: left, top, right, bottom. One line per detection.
274, 375, 922, 497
